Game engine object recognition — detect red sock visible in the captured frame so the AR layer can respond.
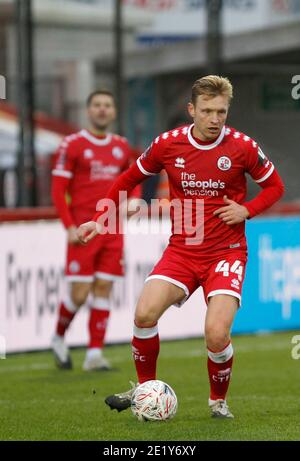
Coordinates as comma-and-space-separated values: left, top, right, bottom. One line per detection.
207, 342, 234, 401
88, 308, 110, 349
56, 302, 77, 337
132, 323, 160, 384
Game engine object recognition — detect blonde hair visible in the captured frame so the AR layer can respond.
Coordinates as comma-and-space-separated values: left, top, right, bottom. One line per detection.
191, 75, 233, 105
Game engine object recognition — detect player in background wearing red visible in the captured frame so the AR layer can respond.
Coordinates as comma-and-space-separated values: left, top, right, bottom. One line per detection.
51, 90, 140, 371
77, 76, 284, 417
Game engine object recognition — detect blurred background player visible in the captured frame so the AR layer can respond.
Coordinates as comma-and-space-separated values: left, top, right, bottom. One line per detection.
51, 90, 140, 371
77, 76, 285, 417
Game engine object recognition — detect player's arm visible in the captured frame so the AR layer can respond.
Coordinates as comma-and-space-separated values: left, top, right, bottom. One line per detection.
243, 168, 284, 218
77, 141, 164, 243
123, 182, 143, 219
242, 143, 285, 218
121, 143, 144, 218
214, 143, 284, 225
51, 140, 79, 244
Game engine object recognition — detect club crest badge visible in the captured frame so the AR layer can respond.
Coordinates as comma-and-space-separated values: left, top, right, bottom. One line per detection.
112, 147, 124, 159
217, 156, 232, 171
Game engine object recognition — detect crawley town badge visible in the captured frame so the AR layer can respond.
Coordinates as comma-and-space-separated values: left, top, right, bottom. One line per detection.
217, 156, 232, 171
112, 147, 124, 159
84, 149, 94, 159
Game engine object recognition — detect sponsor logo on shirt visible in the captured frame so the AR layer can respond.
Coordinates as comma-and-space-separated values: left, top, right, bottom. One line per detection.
90, 160, 120, 181
181, 172, 225, 197
175, 157, 185, 168
112, 146, 124, 159
217, 156, 232, 171
84, 149, 94, 159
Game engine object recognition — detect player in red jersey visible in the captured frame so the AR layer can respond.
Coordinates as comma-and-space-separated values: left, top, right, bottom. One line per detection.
51, 90, 140, 371
77, 76, 284, 417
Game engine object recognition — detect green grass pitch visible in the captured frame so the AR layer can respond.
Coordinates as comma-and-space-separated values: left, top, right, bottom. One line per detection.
1, 331, 299, 441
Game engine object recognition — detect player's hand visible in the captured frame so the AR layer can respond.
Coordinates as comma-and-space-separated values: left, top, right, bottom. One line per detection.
213, 195, 250, 225
67, 225, 80, 244
126, 198, 144, 218
77, 221, 99, 244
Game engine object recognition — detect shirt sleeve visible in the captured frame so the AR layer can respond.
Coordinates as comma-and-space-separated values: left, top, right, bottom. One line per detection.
244, 140, 275, 183
243, 169, 285, 218
92, 162, 146, 223
136, 139, 165, 176
243, 138, 284, 218
52, 137, 77, 179
51, 137, 77, 228
121, 140, 143, 199
51, 175, 74, 229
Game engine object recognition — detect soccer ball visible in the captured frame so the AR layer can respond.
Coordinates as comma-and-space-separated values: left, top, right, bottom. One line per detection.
131, 380, 178, 422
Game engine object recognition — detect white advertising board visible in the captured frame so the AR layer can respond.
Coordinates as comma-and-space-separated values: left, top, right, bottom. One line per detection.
124, 0, 300, 42
0, 219, 206, 353
19, 1, 300, 41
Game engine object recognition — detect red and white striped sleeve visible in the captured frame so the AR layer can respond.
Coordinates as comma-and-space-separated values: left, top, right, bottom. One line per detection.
244, 140, 275, 184
243, 140, 285, 218
51, 136, 77, 228
52, 136, 77, 179
136, 137, 165, 177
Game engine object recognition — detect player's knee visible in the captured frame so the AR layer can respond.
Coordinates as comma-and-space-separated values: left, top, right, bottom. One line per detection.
93, 279, 113, 298
71, 293, 89, 308
70, 286, 90, 308
135, 302, 160, 328
205, 326, 230, 352
135, 312, 158, 328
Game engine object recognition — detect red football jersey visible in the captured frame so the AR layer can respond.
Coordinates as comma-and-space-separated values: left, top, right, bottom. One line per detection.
52, 129, 137, 225
137, 124, 276, 257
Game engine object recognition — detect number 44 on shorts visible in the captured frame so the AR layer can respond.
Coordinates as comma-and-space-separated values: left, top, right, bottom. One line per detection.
215, 260, 244, 281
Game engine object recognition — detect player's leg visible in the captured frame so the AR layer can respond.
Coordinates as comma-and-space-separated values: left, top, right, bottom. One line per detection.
131, 247, 196, 386
52, 281, 92, 369
85, 233, 124, 371
52, 240, 94, 369
202, 254, 246, 418
205, 294, 238, 418
83, 278, 114, 371
105, 246, 197, 411
105, 278, 186, 411
133, 279, 185, 383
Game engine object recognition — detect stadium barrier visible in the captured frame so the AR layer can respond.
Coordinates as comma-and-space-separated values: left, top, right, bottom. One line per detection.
0, 218, 206, 353
234, 216, 300, 334
0, 208, 299, 353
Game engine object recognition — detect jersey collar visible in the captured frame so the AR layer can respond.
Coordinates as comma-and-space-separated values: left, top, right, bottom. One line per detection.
187, 124, 225, 150
80, 129, 112, 146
